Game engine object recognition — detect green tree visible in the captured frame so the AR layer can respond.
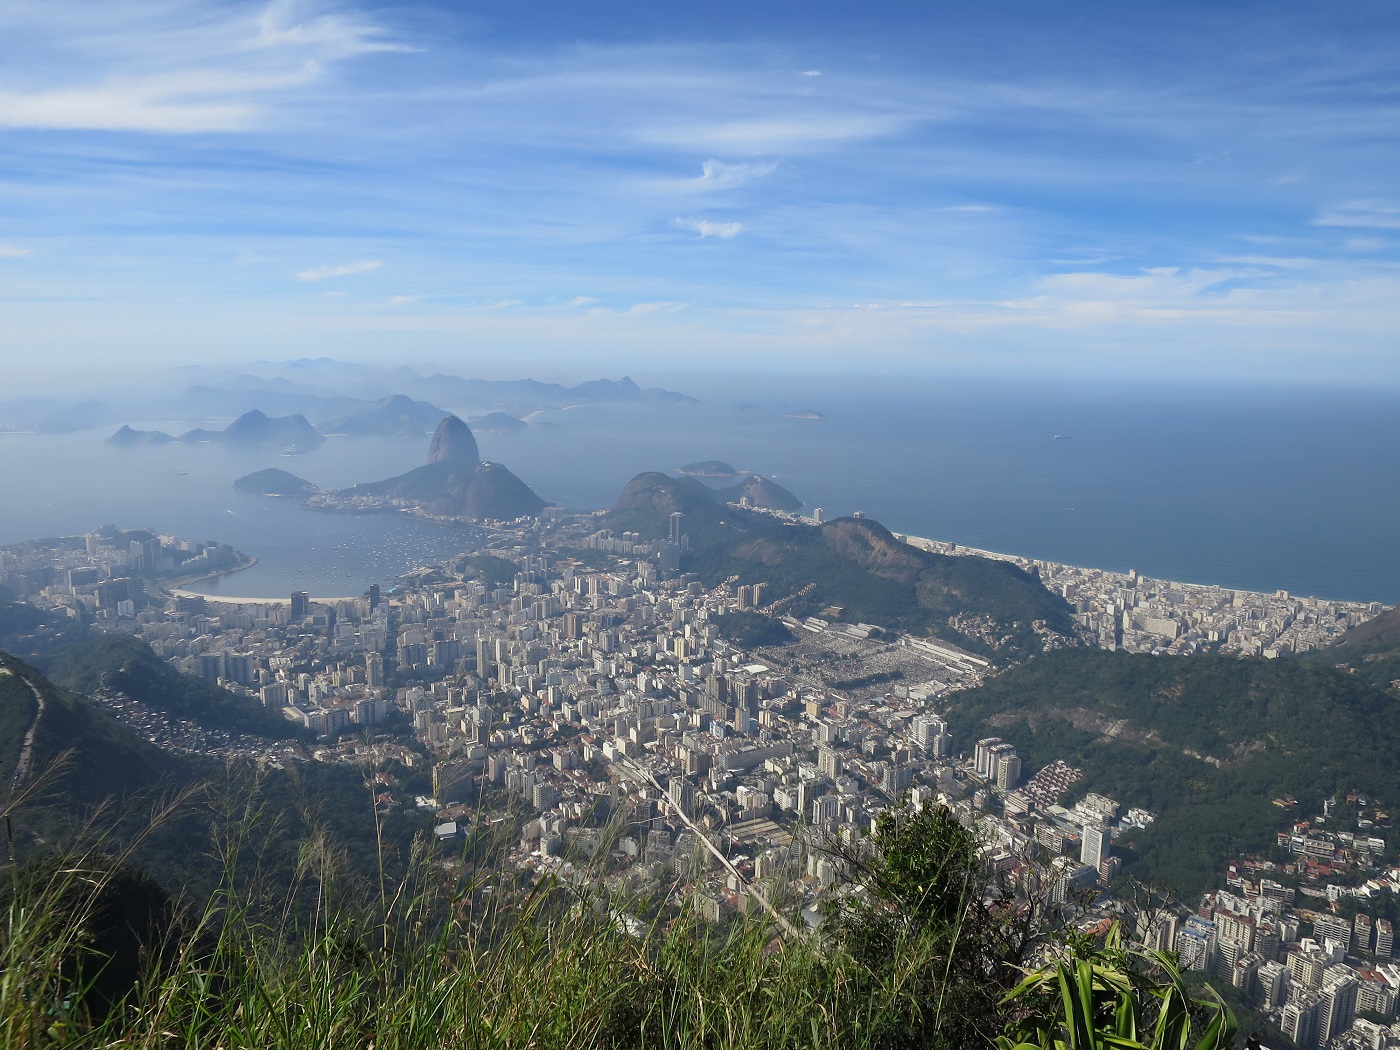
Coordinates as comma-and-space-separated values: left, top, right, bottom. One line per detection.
822, 803, 1042, 1049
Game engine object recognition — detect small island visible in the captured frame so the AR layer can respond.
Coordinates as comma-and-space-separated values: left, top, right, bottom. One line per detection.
469, 412, 529, 433
233, 468, 318, 497
787, 410, 824, 421
106, 425, 176, 446
677, 460, 741, 478
183, 410, 324, 452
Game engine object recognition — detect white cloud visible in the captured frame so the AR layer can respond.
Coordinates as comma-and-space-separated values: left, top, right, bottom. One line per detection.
677, 218, 744, 239
0, 81, 262, 133
0, 0, 407, 132
297, 259, 382, 281
646, 113, 910, 154
698, 158, 777, 189
628, 301, 687, 314
1035, 267, 1246, 301
1314, 200, 1400, 231
0, 244, 32, 257
254, 0, 418, 58
1213, 256, 1314, 270
565, 296, 598, 306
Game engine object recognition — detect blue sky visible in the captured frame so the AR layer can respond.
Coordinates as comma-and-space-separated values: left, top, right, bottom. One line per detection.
2, 0, 1399, 388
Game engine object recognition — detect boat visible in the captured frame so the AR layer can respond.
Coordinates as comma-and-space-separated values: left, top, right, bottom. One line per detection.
1053, 434, 1074, 440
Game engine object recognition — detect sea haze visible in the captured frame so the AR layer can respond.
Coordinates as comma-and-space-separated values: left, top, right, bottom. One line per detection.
1, 377, 1397, 603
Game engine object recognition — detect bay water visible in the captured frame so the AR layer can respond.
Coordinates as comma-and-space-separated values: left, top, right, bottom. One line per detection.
1, 377, 1396, 603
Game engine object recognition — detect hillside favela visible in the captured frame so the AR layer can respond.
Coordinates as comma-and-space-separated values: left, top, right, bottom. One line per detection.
5, 4, 1400, 1050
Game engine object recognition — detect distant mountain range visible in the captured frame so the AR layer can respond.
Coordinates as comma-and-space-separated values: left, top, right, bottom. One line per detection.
107, 410, 324, 451
5, 356, 699, 437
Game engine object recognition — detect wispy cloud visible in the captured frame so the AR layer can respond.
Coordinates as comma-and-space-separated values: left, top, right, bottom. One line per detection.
254, 0, 417, 57
1033, 267, 1250, 304
0, 0, 406, 132
297, 259, 382, 281
0, 244, 32, 258
645, 114, 911, 154
0, 73, 288, 132
677, 218, 744, 239
565, 296, 598, 306
698, 158, 777, 189
1314, 200, 1400, 231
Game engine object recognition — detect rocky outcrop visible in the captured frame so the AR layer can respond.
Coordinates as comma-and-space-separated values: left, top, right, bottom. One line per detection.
324, 416, 545, 520
426, 415, 481, 465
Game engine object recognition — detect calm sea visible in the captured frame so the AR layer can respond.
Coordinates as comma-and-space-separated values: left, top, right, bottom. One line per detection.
2, 377, 1397, 603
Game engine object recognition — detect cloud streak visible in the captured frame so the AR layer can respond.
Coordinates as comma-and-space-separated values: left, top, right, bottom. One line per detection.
1314, 200, 1400, 231
0, 0, 405, 132
677, 218, 744, 239
297, 259, 382, 281
698, 158, 777, 189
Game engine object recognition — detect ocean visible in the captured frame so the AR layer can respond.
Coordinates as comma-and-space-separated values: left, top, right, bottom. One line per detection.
2, 377, 1397, 603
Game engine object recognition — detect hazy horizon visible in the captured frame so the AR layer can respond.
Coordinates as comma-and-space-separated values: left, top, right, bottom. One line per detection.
4, 1, 1400, 389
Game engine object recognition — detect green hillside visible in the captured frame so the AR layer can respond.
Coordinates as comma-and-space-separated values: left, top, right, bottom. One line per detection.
1, 651, 191, 814
0, 590, 90, 656
37, 634, 306, 740
1307, 602, 1400, 693
945, 647, 1400, 896
604, 473, 1076, 659
1, 649, 422, 907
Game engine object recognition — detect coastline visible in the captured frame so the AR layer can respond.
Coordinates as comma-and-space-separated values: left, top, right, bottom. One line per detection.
167, 560, 361, 604
897, 532, 1386, 609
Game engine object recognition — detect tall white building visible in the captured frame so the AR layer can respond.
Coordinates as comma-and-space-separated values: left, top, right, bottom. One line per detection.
1080, 821, 1110, 872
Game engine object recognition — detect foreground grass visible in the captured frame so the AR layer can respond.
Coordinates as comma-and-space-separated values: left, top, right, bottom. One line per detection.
1, 847, 978, 1050
0, 794, 1237, 1050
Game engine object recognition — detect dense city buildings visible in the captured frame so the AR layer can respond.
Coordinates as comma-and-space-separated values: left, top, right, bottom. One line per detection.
5, 511, 1398, 1045
904, 538, 1383, 658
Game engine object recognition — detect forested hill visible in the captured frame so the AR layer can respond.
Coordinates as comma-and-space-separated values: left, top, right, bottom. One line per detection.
0, 587, 90, 656
37, 634, 306, 740
0, 651, 191, 814
1, 649, 426, 910
1306, 601, 1400, 693
945, 647, 1400, 896
604, 472, 1076, 659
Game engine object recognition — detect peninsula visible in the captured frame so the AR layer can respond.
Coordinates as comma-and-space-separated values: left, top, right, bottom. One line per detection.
307, 415, 547, 521
233, 468, 318, 496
